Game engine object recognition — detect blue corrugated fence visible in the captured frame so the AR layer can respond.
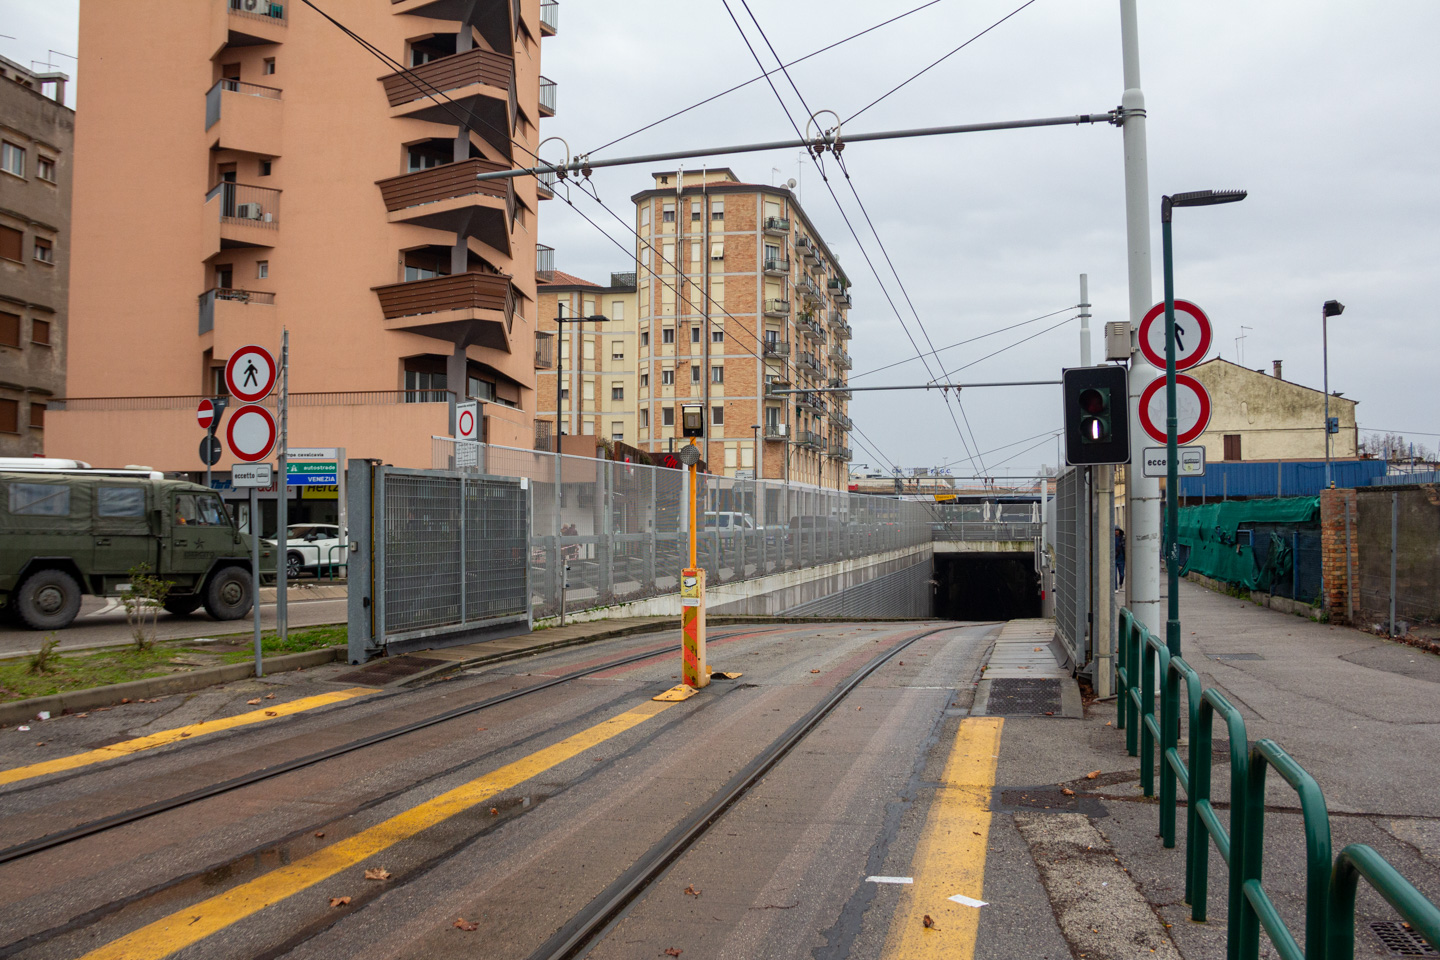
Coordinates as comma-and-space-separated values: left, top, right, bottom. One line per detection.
1179, 459, 1386, 499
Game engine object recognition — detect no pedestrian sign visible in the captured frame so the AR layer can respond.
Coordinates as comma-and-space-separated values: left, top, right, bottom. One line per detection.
224, 345, 278, 404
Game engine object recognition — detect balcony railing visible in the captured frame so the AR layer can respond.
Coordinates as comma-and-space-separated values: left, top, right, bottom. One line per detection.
376, 157, 511, 211
763, 378, 789, 397
796, 236, 819, 264
797, 352, 822, 377
830, 316, 852, 340
798, 277, 823, 303
207, 181, 281, 227
764, 423, 789, 441
50, 390, 455, 412
534, 330, 554, 368
829, 346, 852, 370
798, 429, 823, 450
828, 444, 853, 461
764, 216, 791, 235
828, 378, 851, 401
799, 316, 826, 343
537, 169, 557, 198
762, 339, 791, 358
539, 0, 559, 34
381, 48, 513, 107
373, 271, 513, 322
534, 419, 555, 450
197, 287, 275, 334
830, 412, 852, 430
763, 256, 790, 276
205, 78, 282, 130
834, 292, 853, 308
227, 0, 287, 24
762, 298, 790, 317
538, 76, 557, 116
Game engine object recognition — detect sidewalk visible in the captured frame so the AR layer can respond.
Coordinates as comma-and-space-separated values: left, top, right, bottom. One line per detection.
975, 578, 1440, 959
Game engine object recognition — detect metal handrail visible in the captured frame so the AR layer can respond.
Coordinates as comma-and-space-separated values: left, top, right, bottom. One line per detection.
208, 78, 283, 100
50, 390, 457, 411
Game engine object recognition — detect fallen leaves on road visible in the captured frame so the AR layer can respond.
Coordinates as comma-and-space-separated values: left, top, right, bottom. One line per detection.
247, 698, 262, 705
810, 669, 820, 674
1034, 647, 1042, 652
454, 918, 478, 932
665, 949, 683, 957
1061, 787, 1076, 796
264, 711, 277, 717
314, 832, 325, 838
922, 914, 937, 929
265, 693, 276, 699
120, 698, 131, 704
364, 867, 391, 881
684, 885, 701, 897
329, 897, 351, 908
179, 733, 191, 738
490, 807, 499, 816
76, 712, 88, 718
1086, 770, 1101, 779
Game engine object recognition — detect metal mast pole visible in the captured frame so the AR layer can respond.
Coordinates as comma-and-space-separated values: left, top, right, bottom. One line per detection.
1118, 0, 1160, 640
1161, 210, 1180, 656
276, 328, 288, 642
1079, 273, 1092, 366
1323, 306, 1332, 489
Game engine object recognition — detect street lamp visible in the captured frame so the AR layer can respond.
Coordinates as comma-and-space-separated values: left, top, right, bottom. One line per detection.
1160, 188, 1246, 657
1322, 299, 1346, 489
553, 312, 609, 454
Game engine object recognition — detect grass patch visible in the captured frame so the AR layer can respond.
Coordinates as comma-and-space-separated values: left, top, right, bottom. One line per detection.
0, 625, 348, 703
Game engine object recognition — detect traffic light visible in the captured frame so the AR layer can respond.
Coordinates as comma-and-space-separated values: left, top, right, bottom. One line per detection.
1062, 365, 1130, 465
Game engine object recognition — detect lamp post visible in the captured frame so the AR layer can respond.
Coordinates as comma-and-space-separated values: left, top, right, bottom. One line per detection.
1161, 188, 1246, 657
752, 424, 762, 481
1322, 299, 1346, 489
553, 313, 609, 454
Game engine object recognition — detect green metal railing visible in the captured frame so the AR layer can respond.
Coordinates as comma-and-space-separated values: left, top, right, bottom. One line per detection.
1116, 606, 1440, 960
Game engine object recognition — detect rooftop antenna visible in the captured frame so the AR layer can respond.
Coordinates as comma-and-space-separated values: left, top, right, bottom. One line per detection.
1235, 325, 1253, 365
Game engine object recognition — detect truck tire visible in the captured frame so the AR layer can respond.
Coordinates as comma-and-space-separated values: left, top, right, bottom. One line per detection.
16, 569, 83, 631
204, 566, 253, 621
163, 596, 204, 616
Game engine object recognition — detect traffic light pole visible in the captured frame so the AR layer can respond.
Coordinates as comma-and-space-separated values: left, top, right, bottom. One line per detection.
1161, 214, 1181, 658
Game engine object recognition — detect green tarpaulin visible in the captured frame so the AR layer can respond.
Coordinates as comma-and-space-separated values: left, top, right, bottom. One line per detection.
1177, 497, 1320, 590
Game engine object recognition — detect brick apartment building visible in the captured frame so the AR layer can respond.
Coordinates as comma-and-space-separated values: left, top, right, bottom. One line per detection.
630, 168, 853, 489
0, 56, 72, 457
49, 0, 557, 473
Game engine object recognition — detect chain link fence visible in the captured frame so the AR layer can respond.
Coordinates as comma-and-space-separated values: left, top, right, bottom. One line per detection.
433, 438, 932, 620
1053, 466, 1090, 666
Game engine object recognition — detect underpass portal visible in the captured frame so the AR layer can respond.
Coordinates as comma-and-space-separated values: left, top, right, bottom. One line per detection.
933, 553, 1041, 621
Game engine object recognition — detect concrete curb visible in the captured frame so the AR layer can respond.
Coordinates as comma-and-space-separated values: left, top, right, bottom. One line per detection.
0, 647, 346, 726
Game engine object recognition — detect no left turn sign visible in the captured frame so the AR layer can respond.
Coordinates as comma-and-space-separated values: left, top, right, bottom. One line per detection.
226, 404, 277, 462
225, 345, 278, 403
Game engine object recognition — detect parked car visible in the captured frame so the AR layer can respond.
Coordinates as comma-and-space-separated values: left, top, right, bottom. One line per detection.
0, 470, 260, 630
264, 524, 345, 580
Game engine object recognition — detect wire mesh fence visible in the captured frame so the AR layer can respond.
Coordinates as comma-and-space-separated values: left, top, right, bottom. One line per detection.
433, 438, 932, 619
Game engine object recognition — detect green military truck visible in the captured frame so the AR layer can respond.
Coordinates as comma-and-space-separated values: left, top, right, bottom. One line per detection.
0, 470, 258, 630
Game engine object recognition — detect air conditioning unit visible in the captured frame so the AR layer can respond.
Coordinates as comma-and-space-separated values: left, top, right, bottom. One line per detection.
240, 0, 263, 12
236, 202, 263, 220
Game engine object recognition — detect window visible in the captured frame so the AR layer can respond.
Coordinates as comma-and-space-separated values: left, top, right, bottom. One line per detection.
641, 247, 651, 269
582, 380, 595, 401
710, 241, 724, 261
610, 300, 625, 321
662, 327, 675, 344
175, 493, 227, 526
263, 57, 276, 75
640, 373, 649, 388
712, 405, 724, 425
403, 368, 446, 401
640, 205, 650, 228
662, 201, 675, 223
0, 312, 18, 348
259, 160, 272, 176
764, 242, 780, 262
612, 384, 624, 400
640, 409, 649, 428
257, 260, 269, 279
28, 401, 44, 430
711, 200, 724, 220
640, 331, 650, 347
612, 422, 625, 441
560, 387, 569, 400
1223, 434, 1242, 461
661, 370, 675, 385
98, 486, 147, 518
662, 407, 675, 426
31, 318, 49, 345
404, 264, 440, 282
9, 481, 68, 515
37, 157, 56, 182
1, 142, 24, 177
611, 341, 624, 360
690, 326, 701, 344
690, 365, 701, 384
712, 329, 724, 344
582, 338, 595, 361
712, 365, 724, 384
32, 238, 52, 264
0, 225, 21, 262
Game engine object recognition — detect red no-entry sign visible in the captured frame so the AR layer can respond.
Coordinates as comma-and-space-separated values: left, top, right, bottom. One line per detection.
197, 399, 216, 431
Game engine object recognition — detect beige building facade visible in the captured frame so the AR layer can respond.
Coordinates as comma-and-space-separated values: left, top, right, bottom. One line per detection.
50, 0, 556, 473
631, 169, 853, 489
0, 57, 72, 457
1189, 358, 1358, 462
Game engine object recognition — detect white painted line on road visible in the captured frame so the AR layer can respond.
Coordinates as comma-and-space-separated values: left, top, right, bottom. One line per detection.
86, 598, 123, 618
867, 876, 914, 884
948, 894, 988, 908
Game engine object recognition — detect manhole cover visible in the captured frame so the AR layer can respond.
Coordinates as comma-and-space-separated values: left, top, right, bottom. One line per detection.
985, 678, 1061, 716
1209, 653, 1264, 661
1370, 920, 1437, 956
334, 654, 447, 685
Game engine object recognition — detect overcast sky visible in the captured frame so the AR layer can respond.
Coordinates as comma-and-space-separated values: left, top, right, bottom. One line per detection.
5, 0, 1438, 478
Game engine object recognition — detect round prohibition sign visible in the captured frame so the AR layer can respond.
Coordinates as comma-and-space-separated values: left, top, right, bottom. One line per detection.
457, 407, 476, 439
225, 404, 277, 462
224, 344, 278, 404
1139, 373, 1212, 445
1139, 300, 1212, 372
196, 398, 216, 431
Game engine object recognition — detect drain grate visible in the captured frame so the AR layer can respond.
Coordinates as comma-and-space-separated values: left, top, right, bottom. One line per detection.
1209, 653, 1265, 661
1371, 921, 1438, 956
985, 678, 1061, 716
334, 654, 448, 685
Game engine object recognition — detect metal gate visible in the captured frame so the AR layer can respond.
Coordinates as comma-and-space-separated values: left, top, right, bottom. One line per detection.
1053, 466, 1090, 667
347, 461, 531, 663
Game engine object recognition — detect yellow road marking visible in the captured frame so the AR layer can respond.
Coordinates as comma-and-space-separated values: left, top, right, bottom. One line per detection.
78, 698, 676, 960
0, 688, 378, 786
881, 716, 1004, 960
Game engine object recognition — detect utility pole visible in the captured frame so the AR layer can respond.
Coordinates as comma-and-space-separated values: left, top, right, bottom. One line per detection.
1118, 0, 1160, 641
1079, 273, 1092, 366
276, 328, 289, 642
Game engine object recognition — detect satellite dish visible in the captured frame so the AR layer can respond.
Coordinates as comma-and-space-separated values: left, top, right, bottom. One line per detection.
786, 179, 797, 189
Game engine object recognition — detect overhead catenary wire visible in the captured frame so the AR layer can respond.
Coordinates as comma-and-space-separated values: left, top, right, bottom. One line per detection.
850, 306, 1076, 380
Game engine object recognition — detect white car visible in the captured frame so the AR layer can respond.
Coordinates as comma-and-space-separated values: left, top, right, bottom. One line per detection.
264, 524, 345, 580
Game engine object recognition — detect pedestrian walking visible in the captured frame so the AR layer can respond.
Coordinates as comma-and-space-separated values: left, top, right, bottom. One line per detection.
1115, 526, 1126, 588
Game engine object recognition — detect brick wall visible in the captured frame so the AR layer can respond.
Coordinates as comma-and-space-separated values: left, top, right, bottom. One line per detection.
1319, 487, 1357, 622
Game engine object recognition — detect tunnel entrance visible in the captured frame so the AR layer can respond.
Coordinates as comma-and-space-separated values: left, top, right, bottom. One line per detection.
933, 553, 1041, 621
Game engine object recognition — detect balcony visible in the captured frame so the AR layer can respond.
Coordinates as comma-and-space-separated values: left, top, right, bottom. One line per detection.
538, 76, 557, 117
222, 0, 287, 47
540, 0, 559, 35
799, 315, 826, 343
763, 377, 790, 397
380, 49, 514, 151
828, 444, 853, 461
763, 256, 790, 276
762, 298, 790, 318
375, 158, 515, 253
828, 378, 851, 401
797, 352, 822, 378
534, 330, 554, 369
795, 392, 827, 416
833, 293, 852, 308
204, 79, 282, 156
829, 345, 852, 370
829, 314, 852, 340
798, 429, 823, 451
764, 423, 789, 441
372, 271, 516, 351
796, 236, 819, 265
830, 411, 852, 430
204, 182, 280, 254
763, 216, 791, 236
798, 277, 823, 305
762, 339, 791, 359
536, 169, 556, 199
198, 288, 277, 358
